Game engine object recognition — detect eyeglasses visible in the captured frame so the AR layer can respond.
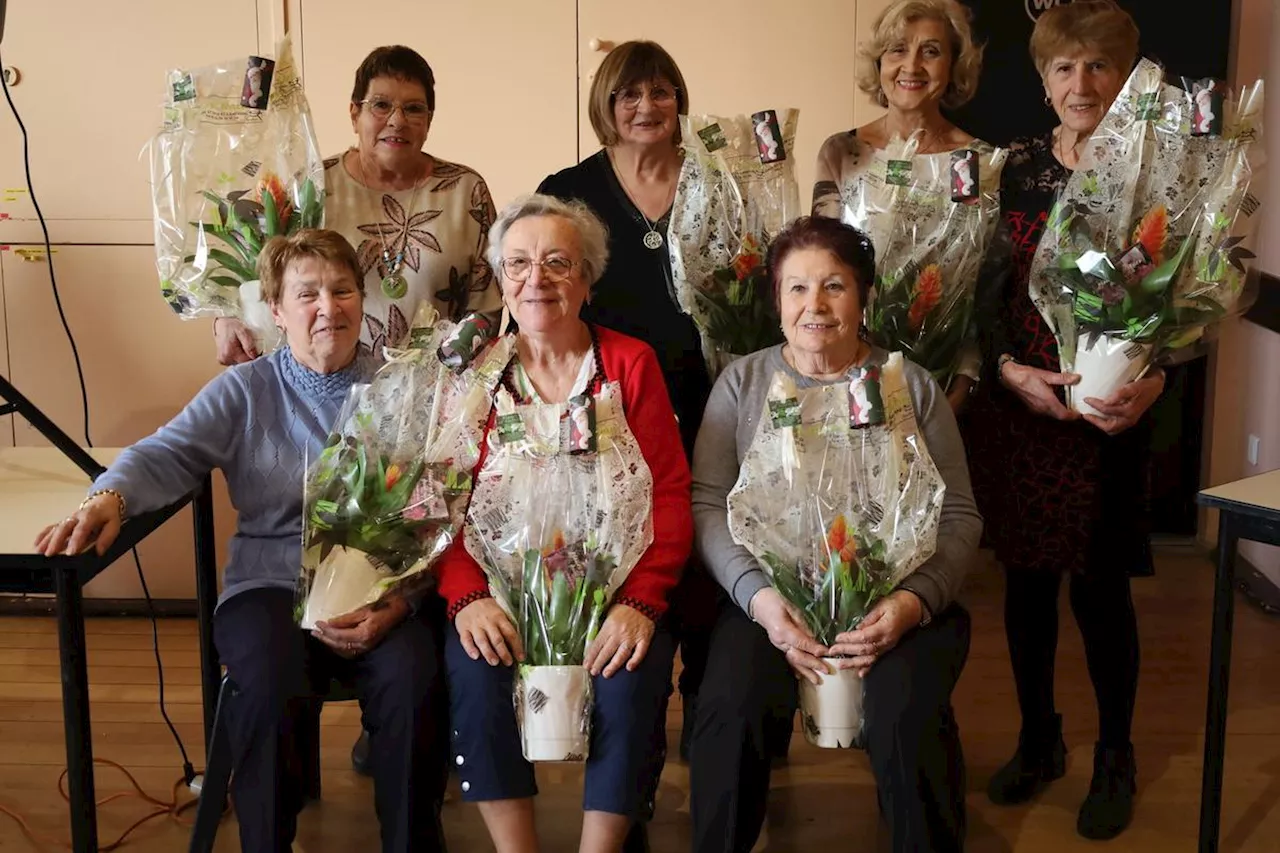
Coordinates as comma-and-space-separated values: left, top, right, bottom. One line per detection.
500, 257, 576, 282
359, 98, 432, 123
611, 84, 680, 110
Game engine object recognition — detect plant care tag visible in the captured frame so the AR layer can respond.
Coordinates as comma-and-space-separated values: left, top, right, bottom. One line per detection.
241, 56, 275, 110
497, 412, 526, 444
950, 149, 979, 202
886, 159, 912, 187
848, 366, 885, 427
565, 393, 597, 454
769, 397, 801, 428
1182, 77, 1224, 137
697, 122, 727, 152
438, 312, 494, 372
752, 110, 787, 163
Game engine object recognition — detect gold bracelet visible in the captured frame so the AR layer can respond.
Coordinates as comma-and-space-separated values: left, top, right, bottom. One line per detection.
81, 489, 126, 522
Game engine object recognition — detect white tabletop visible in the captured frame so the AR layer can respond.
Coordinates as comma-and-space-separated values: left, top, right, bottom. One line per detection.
0, 447, 122, 555
1199, 468, 1280, 514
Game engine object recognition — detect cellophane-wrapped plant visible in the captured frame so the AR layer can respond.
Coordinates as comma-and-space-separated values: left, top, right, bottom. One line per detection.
1029, 59, 1264, 412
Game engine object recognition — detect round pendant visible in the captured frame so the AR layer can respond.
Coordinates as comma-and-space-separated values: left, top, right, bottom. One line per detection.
381, 272, 409, 299
642, 230, 664, 250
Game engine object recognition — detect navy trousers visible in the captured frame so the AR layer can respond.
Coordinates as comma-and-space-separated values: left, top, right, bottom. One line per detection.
213, 587, 449, 853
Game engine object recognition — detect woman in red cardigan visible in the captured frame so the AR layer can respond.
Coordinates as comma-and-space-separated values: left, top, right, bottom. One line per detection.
436, 193, 692, 853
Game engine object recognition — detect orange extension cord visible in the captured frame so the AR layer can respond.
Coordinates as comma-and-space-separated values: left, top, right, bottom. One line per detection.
0, 756, 220, 850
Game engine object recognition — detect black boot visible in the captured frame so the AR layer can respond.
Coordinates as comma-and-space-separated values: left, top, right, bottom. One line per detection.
987, 714, 1066, 805
351, 728, 373, 777
1077, 742, 1136, 840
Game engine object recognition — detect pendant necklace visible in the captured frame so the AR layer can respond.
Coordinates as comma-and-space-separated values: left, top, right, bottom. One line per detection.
610, 151, 674, 251
355, 150, 427, 299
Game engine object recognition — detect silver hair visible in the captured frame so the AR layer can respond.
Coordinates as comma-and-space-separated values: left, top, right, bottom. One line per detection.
486, 193, 611, 288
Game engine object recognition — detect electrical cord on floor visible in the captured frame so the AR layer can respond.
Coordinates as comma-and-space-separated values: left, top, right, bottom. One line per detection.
1, 46, 205, 845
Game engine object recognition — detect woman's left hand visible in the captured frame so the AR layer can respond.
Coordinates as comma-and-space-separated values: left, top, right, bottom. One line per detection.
1082, 369, 1165, 436
586, 604, 655, 678
827, 591, 923, 677
313, 596, 411, 659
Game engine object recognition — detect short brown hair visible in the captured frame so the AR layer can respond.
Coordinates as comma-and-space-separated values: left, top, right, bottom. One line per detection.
1029, 1, 1139, 81
351, 45, 436, 113
857, 0, 984, 110
257, 229, 364, 304
588, 41, 688, 147
767, 216, 877, 307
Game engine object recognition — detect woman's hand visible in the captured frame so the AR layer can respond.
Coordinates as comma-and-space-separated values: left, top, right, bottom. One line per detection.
1000, 360, 1081, 421
34, 494, 123, 557
828, 590, 923, 677
749, 588, 830, 685
1082, 369, 1165, 436
586, 604, 655, 678
213, 317, 258, 366
455, 597, 523, 666
313, 596, 411, 659
945, 375, 974, 414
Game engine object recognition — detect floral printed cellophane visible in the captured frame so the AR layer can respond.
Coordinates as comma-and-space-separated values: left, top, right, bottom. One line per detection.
149, 36, 324, 336
828, 138, 1006, 387
1029, 58, 1265, 404
464, 376, 655, 761
669, 110, 801, 376
296, 304, 513, 629
728, 352, 945, 647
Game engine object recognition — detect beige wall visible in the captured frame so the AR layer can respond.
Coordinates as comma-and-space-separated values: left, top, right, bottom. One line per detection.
1203, 0, 1279, 581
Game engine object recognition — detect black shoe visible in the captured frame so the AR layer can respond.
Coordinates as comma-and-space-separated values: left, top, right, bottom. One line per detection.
987, 714, 1067, 805
1077, 742, 1136, 840
351, 729, 373, 777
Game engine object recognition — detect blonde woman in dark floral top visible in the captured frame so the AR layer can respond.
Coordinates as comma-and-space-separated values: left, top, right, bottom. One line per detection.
214, 45, 502, 365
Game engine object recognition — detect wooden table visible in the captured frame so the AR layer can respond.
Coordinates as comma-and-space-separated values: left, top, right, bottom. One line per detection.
0, 447, 219, 853
1196, 469, 1280, 853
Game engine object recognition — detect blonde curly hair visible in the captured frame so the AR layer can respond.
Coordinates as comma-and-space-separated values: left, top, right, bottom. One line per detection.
856, 0, 984, 111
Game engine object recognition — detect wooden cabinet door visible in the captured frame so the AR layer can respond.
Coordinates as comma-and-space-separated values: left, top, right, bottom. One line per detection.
297, 0, 578, 208
0, 0, 260, 244
577, 0, 886, 203
2, 245, 235, 598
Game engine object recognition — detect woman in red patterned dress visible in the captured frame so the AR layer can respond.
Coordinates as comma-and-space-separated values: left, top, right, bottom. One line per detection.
965, 1, 1165, 841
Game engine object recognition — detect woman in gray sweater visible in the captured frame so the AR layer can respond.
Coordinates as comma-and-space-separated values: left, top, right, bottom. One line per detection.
687, 216, 981, 853
35, 230, 448, 853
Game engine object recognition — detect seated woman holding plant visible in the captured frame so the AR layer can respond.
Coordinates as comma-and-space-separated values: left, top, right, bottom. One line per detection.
435, 193, 692, 853
687, 216, 981, 853
34, 230, 449, 853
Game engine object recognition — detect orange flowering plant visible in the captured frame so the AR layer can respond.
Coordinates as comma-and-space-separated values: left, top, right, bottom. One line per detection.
865, 258, 972, 384
761, 513, 894, 647
1032, 59, 1265, 359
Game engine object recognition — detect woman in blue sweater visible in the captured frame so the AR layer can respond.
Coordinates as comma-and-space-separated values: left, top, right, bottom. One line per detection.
35, 230, 448, 853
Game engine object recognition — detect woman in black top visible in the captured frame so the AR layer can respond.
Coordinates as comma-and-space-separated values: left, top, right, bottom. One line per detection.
537, 41, 720, 820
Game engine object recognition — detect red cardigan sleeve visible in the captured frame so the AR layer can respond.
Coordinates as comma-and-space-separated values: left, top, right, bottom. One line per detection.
437, 417, 496, 619
603, 331, 693, 619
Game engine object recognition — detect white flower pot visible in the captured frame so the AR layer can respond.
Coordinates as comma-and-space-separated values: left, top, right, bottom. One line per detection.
300, 545, 387, 630
798, 659, 865, 749
1067, 334, 1153, 417
239, 279, 284, 353
516, 665, 592, 762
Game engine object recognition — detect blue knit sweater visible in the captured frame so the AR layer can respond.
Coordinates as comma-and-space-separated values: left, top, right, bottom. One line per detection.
94, 347, 374, 608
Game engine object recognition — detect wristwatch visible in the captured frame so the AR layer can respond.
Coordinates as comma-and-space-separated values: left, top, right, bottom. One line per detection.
901, 587, 933, 628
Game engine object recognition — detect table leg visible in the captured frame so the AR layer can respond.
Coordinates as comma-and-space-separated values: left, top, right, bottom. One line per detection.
55, 567, 98, 853
193, 477, 220, 752
1199, 511, 1239, 853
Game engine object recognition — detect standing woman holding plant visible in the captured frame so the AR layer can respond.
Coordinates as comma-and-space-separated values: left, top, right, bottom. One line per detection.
965, 1, 1162, 840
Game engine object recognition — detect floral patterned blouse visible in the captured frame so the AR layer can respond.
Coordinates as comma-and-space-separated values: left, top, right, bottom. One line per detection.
323, 150, 503, 357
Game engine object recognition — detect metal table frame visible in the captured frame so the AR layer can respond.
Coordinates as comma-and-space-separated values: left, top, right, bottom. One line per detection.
1196, 476, 1280, 853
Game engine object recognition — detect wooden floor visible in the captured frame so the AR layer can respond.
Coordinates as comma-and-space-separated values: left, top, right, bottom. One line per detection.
2, 549, 1279, 852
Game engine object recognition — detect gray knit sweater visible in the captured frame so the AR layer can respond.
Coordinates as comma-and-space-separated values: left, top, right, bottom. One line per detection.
93, 347, 375, 608
691, 345, 982, 619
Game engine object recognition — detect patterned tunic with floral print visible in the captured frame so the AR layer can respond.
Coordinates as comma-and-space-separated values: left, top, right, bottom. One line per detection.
964, 133, 1153, 577
323, 151, 503, 358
